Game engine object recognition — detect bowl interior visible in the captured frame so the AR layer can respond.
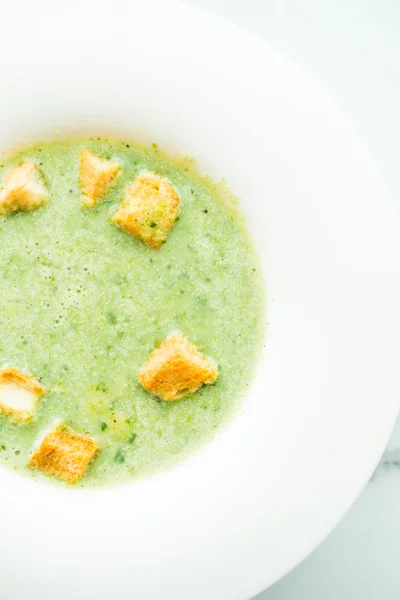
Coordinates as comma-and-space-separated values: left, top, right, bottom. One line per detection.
0, 1, 398, 599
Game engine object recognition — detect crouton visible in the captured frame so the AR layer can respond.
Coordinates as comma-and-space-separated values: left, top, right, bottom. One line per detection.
28, 424, 100, 484
0, 162, 49, 216
139, 333, 218, 401
0, 366, 45, 423
80, 148, 121, 207
112, 171, 180, 248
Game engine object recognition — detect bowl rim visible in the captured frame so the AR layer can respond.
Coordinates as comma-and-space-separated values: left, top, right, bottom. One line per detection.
0, 1, 398, 599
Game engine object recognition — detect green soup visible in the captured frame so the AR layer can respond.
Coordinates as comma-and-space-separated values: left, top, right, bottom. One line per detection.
0, 138, 265, 486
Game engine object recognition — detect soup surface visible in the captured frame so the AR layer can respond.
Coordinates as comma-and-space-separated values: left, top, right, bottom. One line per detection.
0, 138, 265, 486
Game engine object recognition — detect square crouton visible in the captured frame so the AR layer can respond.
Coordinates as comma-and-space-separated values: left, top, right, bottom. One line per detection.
80, 148, 121, 207
112, 171, 180, 249
0, 163, 49, 216
0, 367, 45, 423
28, 424, 100, 484
139, 333, 218, 401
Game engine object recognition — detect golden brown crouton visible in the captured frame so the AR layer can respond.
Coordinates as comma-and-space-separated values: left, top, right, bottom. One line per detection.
0, 367, 45, 423
28, 424, 100, 484
0, 163, 49, 216
112, 171, 180, 248
139, 333, 218, 401
80, 148, 121, 207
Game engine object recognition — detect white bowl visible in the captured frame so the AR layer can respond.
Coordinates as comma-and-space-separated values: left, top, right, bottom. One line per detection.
0, 1, 399, 599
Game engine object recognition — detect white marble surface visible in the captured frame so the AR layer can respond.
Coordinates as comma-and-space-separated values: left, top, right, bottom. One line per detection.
184, 0, 400, 597
256, 424, 400, 599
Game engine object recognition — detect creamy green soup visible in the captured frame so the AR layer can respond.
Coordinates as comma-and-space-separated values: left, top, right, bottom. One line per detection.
0, 138, 265, 486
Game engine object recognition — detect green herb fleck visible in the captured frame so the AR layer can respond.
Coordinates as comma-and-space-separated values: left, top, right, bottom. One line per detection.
150, 221, 157, 228
100, 421, 107, 431
128, 433, 137, 444
107, 312, 117, 325
115, 449, 125, 464
96, 382, 108, 392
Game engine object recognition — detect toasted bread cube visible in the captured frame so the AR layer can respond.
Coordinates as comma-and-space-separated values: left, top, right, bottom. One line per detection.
28, 424, 100, 484
112, 171, 180, 248
139, 333, 218, 401
0, 367, 45, 423
0, 163, 48, 216
80, 148, 121, 207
